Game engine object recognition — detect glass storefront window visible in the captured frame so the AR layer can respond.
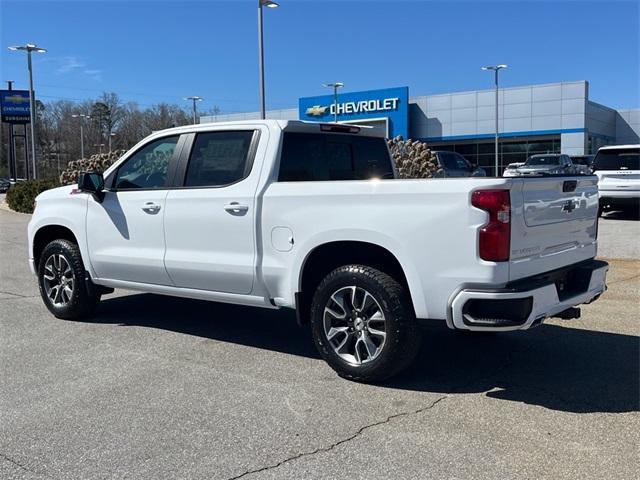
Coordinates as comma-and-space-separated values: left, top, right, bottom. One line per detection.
425, 136, 560, 177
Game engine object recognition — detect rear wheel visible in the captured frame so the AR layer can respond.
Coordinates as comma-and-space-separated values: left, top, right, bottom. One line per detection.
37, 239, 101, 320
310, 265, 421, 383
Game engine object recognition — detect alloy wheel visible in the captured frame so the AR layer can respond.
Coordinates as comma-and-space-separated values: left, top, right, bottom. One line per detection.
323, 286, 387, 365
43, 254, 75, 307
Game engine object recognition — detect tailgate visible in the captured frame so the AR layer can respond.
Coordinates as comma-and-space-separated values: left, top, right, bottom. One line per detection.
509, 176, 599, 281
596, 170, 640, 192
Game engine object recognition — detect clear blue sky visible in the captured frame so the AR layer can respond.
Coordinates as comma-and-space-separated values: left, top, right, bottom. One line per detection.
1, 0, 638, 115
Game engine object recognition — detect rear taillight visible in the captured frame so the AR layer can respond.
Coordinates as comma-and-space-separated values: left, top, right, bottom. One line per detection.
471, 189, 511, 262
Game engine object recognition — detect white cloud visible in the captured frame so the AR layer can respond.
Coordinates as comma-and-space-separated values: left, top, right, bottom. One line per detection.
56, 56, 85, 74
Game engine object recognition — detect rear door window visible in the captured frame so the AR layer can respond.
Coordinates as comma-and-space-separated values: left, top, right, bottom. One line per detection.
278, 132, 393, 181
593, 148, 640, 171
184, 131, 255, 187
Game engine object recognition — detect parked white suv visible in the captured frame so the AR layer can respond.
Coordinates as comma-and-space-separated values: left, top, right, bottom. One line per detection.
593, 145, 640, 215
28, 120, 608, 382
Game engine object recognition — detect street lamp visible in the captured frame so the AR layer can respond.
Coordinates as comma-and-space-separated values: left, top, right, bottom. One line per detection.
8, 43, 47, 179
258, 0, 279, 119
322, 82, 344, 123
481, 64, 507, 176
185, 96, 203, 124
71, 114, 91, 159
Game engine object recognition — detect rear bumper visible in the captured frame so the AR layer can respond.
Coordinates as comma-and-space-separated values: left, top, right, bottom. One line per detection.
599, 192, 640, 209
447, 259, 608, 331
599, 190, 640, 200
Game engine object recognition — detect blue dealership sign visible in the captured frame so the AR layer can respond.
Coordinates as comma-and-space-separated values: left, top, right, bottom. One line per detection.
0, 90, 31, 123
299, 86, 409, 139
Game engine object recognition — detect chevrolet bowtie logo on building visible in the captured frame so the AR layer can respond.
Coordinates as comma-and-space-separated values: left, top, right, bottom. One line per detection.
305, 105, 328, 116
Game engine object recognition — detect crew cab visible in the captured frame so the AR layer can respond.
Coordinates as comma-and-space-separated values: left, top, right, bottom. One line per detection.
592, 145, 640, 215
28, 120, 608, 382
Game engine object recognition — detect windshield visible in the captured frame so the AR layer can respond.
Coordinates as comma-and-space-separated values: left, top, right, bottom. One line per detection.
526, 155, 561, 166
571, 156, 593, 165
593, 148, 640, 171
439, 152, 471, 170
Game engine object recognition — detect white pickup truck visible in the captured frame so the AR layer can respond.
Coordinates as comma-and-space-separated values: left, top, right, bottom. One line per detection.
28, 120, 608, 382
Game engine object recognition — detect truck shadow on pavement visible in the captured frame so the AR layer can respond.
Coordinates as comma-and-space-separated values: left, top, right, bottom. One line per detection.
601, 209, 640, 221
95, 293, 639, 415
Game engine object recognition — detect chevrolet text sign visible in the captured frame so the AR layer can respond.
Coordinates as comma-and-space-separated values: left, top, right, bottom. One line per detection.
0, 90, 31, 123
299, 87, 409, 138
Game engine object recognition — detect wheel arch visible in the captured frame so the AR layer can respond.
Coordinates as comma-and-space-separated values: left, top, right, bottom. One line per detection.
295, 240, 423, 325
32, 225, 79, 268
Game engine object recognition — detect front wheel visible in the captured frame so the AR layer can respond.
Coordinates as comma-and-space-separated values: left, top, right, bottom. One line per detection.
37, 239, 101, 320
310, 265, 421, 383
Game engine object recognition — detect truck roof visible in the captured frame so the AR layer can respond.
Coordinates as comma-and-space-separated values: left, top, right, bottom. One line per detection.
597, 144, 639, 151
149, 119, 386, 138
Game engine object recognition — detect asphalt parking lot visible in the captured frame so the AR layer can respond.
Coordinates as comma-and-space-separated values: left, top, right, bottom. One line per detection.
1, 207, 638, 480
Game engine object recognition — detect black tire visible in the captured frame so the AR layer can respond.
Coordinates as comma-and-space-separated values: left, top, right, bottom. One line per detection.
310, 265, 421, 383
37, 239, 101, 320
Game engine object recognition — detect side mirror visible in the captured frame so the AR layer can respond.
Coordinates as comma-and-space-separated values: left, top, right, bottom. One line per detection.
78, 171, 105, 202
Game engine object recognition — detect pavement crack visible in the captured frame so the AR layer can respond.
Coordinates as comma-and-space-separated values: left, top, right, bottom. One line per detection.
0, 451, 54, 479
226, 395, 448, 480
0, 290, 31, 298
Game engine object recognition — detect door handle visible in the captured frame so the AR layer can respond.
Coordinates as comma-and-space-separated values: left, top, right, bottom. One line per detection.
142, 202, 161, 214
224, 202, 249, 214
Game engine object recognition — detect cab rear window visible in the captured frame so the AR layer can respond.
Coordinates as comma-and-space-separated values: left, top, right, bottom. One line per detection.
593, 148, 640, 171
278, 132, 394, 181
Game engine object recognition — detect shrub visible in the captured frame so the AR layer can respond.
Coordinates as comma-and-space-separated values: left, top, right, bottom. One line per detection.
60, 150, 126, 185
387, 136, 441, 178
6, 178, 61, 214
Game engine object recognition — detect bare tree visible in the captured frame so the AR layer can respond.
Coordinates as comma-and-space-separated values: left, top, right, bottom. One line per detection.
1, 92, 220, 179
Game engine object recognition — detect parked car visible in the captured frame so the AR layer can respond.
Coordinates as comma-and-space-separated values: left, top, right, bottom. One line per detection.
571, 155, 595, 174
432, 150, 486, 177
0, 178, 10, 193
502, 162, 525, 177
593, 145, 640, 215
503, 154, 578, 177
27, 120, 608, 382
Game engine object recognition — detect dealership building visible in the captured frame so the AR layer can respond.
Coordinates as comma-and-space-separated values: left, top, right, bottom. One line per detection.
201, 80, 639, 176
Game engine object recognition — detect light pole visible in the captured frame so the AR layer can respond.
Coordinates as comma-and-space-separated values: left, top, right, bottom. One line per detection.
72, 114, 91, 159
8, 43, 47, 179
185, 96, 203, 124
322, 82, 344, 123
258, 0, 279, 119
481, 64, 507, 176
109, 132, 116, 153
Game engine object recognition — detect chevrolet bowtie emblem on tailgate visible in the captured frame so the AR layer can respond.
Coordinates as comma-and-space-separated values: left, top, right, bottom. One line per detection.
305, 105, 328, 116
562, 199, 577, 213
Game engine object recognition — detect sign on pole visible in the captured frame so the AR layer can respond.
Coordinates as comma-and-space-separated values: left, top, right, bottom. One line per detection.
0, 90, 31, 123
